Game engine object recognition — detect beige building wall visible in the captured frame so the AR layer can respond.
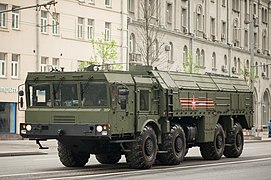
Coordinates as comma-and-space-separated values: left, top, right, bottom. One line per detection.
128, 0, 271, 134
0, 0, 128, 138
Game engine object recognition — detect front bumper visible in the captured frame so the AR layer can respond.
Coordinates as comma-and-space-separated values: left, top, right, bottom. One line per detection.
20, 123, 111, 139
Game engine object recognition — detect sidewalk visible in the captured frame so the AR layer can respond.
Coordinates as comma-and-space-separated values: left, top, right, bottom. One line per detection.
0, 139, 57, 157
0, 138, 270, 157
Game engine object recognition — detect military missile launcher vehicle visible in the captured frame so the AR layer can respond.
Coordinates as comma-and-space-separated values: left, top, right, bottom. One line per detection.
19, 65, 253, 169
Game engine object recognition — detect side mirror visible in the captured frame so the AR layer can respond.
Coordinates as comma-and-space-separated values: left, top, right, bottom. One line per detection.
20, 97, 24, 108
18, 90, 24, 96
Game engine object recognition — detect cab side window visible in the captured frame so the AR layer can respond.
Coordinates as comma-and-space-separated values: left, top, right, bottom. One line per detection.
139, 90, 149, 111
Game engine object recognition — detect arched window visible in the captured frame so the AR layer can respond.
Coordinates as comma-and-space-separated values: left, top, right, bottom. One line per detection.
237, 58, 241, 73
129, 33, 135, 53
183, 45, 188, 64
154, 39, 159, 60
262, 30, 267, 50
212, 52, 216, 69
246, 60, 249, 69
255, 62, 258, 76
168, 42, 173, 62
200, 50, 205, 67
234, 57, 237, 67
196, 48, 200, 66
224, 55, 227, 66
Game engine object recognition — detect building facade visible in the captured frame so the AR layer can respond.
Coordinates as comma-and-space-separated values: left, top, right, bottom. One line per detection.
128, 0, 271, 134
0, 0, 128, 139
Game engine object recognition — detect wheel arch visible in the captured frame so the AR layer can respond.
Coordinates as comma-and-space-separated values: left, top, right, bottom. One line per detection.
138, 119, 161, 142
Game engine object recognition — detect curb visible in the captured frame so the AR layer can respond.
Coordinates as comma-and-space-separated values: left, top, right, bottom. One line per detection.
0, 152, 47, 157
245, 139, 271, 143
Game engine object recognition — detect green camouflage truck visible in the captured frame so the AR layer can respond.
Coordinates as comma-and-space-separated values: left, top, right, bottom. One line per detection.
19, 66, 253, 169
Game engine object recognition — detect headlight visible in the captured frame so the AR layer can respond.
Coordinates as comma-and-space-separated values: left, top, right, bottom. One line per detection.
26, 125, 32, 131
96, 125, 103, 133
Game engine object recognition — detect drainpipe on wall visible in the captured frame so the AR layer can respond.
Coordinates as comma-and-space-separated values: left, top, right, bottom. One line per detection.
188, 0, 194, 70
227, 0, 232, 77
36, 0, 40, 72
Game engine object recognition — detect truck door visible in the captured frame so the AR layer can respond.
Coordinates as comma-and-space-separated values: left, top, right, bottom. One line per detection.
112, 85, 135, 134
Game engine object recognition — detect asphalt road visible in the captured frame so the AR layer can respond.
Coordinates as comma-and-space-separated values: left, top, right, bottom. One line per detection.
0, 141, 270, 180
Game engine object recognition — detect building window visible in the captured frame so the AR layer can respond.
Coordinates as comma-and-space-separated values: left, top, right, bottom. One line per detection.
168, 42, 173, 62
12, 6, 20, 30
41, 11, 48, 33
105, 0, 111, 7
52, 58, 59, 70
89, 0, 95, 4
0, 53, 6, 77
77, 17, 84, 39
196, 48, 200, 66
221, 21, 226, 41
87, 19, 94, 40
232, 0, 240, 11
262, 30, 267, 50
0, 4, 7, 28
237, 58, 241, 73
196, 5, 203, 32
166, 3, 172, 23
129, 33, 135, 53
128, 0, 134, 12
200, 50, 205, 67
212, 52, 216, 70
41, 57, 48, 72
253, 3, 257, 15
244, 30, 248, 48
211, 17, 215, 35
104, 22, 110, 41
0, 103, 16, 134
181, 8, 187, 27
11, 54, 19, 78
149, 0, 157, 18
254, 32, 257, 49
233, 19, 240, 45
52, 13, 59, 35
224, 55, 227, 66
222, 0, 226, 7
183, 45, 188, 66
255, 62, 258, 76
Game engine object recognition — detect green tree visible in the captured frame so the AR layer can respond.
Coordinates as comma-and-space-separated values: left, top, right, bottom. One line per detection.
183, 50, 199, 74
79, 34, 121, 71
239, 61, 255, 86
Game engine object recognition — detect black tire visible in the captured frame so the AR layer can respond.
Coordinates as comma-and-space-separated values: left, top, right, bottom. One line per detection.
96, 153, 121, 164
158, 125, 186, 165
200, 123, 225, 160
224, 123, 244, 158
125, 125, 158, 169
58, 141, 90, 167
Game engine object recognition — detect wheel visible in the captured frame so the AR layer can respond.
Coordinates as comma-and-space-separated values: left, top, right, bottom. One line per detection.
57, 141, 90, 167
96, 153, 121, 164
200, 123, 225, 160
158, 125, 186, 165
125, 125, 157, 169
224, 123, 244, 158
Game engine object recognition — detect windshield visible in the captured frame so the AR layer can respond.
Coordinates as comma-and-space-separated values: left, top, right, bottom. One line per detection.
27, 82, 108, 108
29, 84, 51, 107
81, 82, 108, 107
53, 83, 78, 107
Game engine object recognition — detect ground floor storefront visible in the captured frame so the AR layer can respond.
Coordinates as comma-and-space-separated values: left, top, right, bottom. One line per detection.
0, 102, 22, 140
